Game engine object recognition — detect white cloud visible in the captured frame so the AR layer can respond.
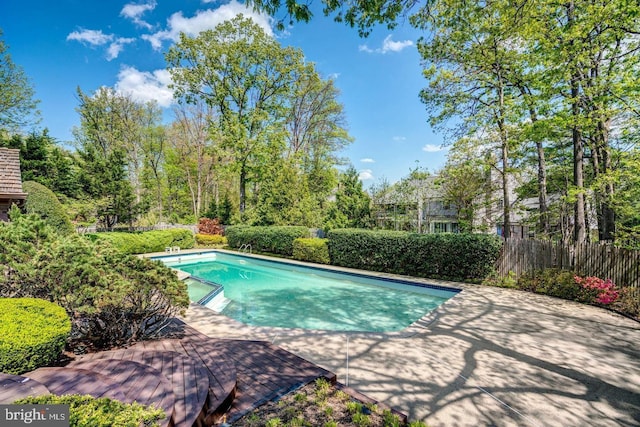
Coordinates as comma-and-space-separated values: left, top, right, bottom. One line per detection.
381, 35, 413, 53
359, 34, 413, 54
422, 144, 444, 152
67, 29, 113, 46
360, 158, 375, 163
107, 38, 136, 61
393, 136, 407, 142
328, 72, 340, 80
359, 169, 374, 181
115, 66, 175, 107
143, 0, 273, 50
121, 1, 157, 30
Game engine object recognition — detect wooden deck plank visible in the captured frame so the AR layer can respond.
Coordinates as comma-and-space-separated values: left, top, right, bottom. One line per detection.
68, 358, 175, 427
0, 373, 49, 403
26, 367, 128, 402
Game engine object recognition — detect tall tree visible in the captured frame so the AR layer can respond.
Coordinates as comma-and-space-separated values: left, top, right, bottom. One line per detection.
325, 166, 372, 230
74, 87, 139, 229
0, 31, 39, 135
167, 101, 220, 219
166, 15, 306, 213
414, 0, 523, 238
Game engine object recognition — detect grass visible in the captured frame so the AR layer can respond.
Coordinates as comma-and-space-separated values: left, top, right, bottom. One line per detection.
232, 378, 428, 427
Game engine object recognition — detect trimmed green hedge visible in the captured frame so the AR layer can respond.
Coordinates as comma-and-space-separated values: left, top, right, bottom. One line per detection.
195, 233, 227, 246
327, 229, 502, 282
23, 181, 75, 235
225, 226, 310, 256
293, 238, 330, 264
15, 395, 165, 427
88, 229, 195, 254
0, 298, 71, 374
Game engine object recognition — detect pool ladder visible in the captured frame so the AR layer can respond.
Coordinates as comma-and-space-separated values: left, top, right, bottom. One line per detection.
239, 243, 252, 254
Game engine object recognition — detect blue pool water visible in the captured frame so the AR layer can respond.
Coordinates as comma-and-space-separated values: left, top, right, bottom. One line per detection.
160, 252, 459, 332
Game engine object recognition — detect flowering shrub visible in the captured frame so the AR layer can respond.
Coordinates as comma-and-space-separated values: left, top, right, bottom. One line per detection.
574, 275, 620, 305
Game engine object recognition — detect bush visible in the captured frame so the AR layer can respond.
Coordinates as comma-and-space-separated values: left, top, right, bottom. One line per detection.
195, 233, 227, 246
292, 238, 330, 264
22, 180, 75, 235
226, 226, 310, 256
0, 213, 189, 350
327, 229, 502, 281
516, 268, 582, 300
574, 275, 620, 305
14, 394, 165, 427
0, 298, 71, 374
88, 229, 195, 254
197, 218, 224, 235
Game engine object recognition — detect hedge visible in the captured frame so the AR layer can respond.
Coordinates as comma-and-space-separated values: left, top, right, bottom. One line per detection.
195, 234, 227, 246
0, 298, 71, 374
225, 226, 310, 256
293, 238, 330, 264
14, 395, 165, 427
23, 181, 75, 235
327, 229, 502, 282
88, 229, 195, 254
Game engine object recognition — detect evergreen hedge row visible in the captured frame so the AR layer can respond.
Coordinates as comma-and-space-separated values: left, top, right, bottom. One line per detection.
327, 229, 502, 281
292, 238, 330, 264
0, 298, 71, 374
89, 229, 195, 254
225, 226, 309, 256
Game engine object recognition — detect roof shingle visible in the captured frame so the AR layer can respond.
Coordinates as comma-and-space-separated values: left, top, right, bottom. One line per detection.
0, 148, 27, 197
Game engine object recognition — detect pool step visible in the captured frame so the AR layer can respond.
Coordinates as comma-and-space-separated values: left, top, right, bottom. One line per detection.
205, 293, 231, 312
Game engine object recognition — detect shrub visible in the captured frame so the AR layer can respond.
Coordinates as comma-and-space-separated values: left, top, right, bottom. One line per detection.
516, 268, 581, 300
0, 298, 71, 374
327, 229, 502, 281
613, 287, 639, 318
14, 394, 165, 427
195, 233, 227, 246
574, 275, 620, 305
22, 180, 75, 235
293, 238, 330, 264
0, 213, 189, 350
225, 226, 310, 256
89, 229, 195, 254
198, 217, 224, 235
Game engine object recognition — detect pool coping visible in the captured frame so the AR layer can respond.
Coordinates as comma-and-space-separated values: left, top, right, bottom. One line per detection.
150, 248, 466, 338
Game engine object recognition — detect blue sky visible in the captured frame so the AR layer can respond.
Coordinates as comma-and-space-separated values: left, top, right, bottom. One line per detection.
1, 0, 448, 185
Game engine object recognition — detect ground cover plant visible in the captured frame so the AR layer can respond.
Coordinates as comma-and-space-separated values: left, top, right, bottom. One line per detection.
15, 394, 165, 427
234, 378, 427, 427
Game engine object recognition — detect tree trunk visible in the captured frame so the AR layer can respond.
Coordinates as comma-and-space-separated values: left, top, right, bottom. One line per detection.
239, 167, 247, 213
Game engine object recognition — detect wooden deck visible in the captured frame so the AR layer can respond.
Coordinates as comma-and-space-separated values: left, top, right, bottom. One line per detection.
8, 318, 339, 426
0, 373, 49, 403
170, 321, 336, 423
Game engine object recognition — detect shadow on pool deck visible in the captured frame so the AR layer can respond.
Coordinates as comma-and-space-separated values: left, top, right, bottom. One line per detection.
182, 275, 640, 427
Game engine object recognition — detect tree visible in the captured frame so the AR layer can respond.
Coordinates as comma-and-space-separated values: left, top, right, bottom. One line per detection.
74, 87, 138, 229
415, 0, 524, 238
245, 0, 414, 36
2, 130, 79, 198
325, 166, 372, 230
437, 145, 487, 233
0, 31, 39, 134
166, 15, 306, 213
167, 101, 220, 219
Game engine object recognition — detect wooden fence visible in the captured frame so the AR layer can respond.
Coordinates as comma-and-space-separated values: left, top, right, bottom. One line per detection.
496, 239, 640, 292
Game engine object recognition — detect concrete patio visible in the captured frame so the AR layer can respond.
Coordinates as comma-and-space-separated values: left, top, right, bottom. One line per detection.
181, 271, 640, 427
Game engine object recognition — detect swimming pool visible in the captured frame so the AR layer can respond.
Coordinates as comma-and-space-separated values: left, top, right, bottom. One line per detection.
159, 251, 459, 332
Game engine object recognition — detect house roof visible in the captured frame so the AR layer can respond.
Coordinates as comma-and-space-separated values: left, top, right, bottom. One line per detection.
0, 148, 27, 198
